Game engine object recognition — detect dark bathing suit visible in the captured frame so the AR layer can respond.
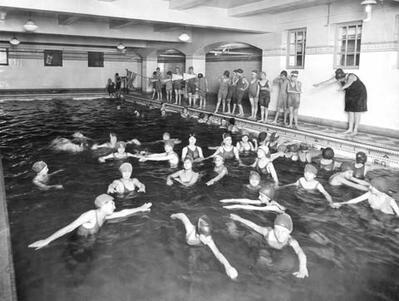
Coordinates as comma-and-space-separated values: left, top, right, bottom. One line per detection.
342, 74, 367, 112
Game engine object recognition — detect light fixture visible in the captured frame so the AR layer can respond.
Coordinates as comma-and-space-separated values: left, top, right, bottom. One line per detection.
23, 19, 38, 32
9, 36, 20, 46
0, 11, 7, 23
361, 0, 377, 22
178, 33, 191, 42
117, 43, 125, 50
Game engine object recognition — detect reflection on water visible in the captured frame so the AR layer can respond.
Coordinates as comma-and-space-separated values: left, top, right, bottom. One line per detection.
1, 98, 399, 301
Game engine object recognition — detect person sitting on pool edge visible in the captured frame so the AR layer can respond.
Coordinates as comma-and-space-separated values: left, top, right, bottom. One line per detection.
98, 141, 137, 163
221, 184, 285, 213
230, 213, 308, 279
32, 161, 63, 190
92, 132, 141, 150
331, 177, 399, 216
170, 213, 238, 280
206, 155, 228, 186
329, 162, 370, 191
166, 157, 199, 187
139, 141, 179, 168
107, 163, 146, 195
28, 194, 152, 250
280, 164, 333, 205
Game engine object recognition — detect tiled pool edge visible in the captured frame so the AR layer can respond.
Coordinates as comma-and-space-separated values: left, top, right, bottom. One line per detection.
125, 95, 399, 169
0, 158, 17, 301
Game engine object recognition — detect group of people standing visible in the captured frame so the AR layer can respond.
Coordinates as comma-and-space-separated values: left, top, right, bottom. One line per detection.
215, 69, 303, 129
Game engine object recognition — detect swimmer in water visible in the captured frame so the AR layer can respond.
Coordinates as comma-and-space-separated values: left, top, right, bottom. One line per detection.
209, 133, 243, 165
206, 155, 228, 186
144, 132, 182, 145
281, 164, 333, 205
139, 141, 180, 168
50, 132, 91, 153
227, 118, 240, 133
245, 171, 262, 192
166, 157, 199, 187
32, 161, 63, 190
251, 148, 279, 185
197, 113, 209, 124
329, 162, 370, 191
28, 194, 152, 250
98, 142, 138, 163
221, 184, 285, 213
230, 213, 308, 279
236, 132, 255, 153
180, 107, 190, 119
107, 163, 146, 194
91, 132, 140, 150
331, 178, 399, 216
181, 134, 204, 161
307, 147, 341, 172
170, 213, 238, 280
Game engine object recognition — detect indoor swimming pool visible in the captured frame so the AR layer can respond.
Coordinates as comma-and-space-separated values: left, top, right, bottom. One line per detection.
1, 98, 399, 301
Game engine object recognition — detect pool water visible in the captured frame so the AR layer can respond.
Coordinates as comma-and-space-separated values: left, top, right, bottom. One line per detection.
1, 98, 399, 301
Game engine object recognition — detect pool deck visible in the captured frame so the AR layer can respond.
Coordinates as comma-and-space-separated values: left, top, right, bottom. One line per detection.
0, 158, 17, 301
125, 93, 399, 169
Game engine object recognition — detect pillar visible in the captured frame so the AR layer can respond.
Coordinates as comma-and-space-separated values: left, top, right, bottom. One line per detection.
185, 54, 206, 75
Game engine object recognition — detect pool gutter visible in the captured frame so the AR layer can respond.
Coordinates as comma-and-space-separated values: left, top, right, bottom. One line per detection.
0, 157, 17, 301
125, 95, 399, 169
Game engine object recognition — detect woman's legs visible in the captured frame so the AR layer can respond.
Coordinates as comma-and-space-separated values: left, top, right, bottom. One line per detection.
259, 106, 265, 122
249, 97, 255, 118
352, 112, 361, 135
293, 108, 299, 128
344, 112, 354, 134
238, 104, 244, 117
215, 97, 222, 113
288, 106, 294, 127
253, 98, 259, 120
264, 108, 269, 123
225, 99, 231, 114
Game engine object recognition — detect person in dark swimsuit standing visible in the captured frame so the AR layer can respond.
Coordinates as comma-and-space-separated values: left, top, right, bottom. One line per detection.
28, 194, 152, 249
314, 68, 367, 136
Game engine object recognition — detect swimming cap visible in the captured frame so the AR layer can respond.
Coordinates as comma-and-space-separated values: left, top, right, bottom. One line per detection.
370, 177, 390, 194
229, 118, 236, 125
32, 161, 47, 173
269, 132, 279, 143
299, 143, 309, 151
197, 215, 212, 236
258, 132, 268, 142
277, 145, 288, 153
356, 151, 367, 164
116, 141, 126, 149
274, 213, 293, 232
236, 69, 243, 74
213, 154, 224, 162
94, 194, 114, 208
259, 184, 275, 199
304, 164, 318, 175
223, 132, 232, 140
249, 171, 261, 180
340, 162, 354, 172
199, 113, 205, 119
322, 147, 335, 160
241, 131, 249, 138
119, 162, 132, 173
288, 144, 299, 153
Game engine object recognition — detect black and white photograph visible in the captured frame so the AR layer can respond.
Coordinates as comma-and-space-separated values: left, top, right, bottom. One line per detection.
0, 1, 399, 300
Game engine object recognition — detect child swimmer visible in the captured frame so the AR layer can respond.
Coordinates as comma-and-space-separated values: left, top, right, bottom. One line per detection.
32, 161, 63, 190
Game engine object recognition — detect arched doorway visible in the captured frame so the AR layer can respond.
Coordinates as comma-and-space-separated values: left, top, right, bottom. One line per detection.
205, 42, 262, 94
157, 49, 186, 76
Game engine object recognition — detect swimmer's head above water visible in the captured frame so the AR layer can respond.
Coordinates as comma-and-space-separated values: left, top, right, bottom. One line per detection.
119, 162, 133, 179
356, 151, 367, 165
222, 133, 232, 146
183, 157, 193, 170
259, 184, 275, 202
304, 164, 318, 181
257, 132, 268, 144
197, 215, 212, 237
32, 161, 48, 174
188, 134, 197, 145
274, 213, 293, 242
249, 171, 261, 187
116, 141, 126, 153
322, 147, 335, 160
163, 132, 170, 140
109, 132, 117, 145
94, 194, 115, 214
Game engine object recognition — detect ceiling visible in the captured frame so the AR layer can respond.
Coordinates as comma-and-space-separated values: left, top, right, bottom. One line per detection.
204, 0, 263, 9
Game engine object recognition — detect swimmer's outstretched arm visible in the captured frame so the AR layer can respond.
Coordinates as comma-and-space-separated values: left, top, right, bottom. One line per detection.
229, 214, 269, 236
206, 167, 227, 186
339, 177, 369, 191
167, 170, 182, 186
33, 178, 63, 191
132, 178, 146, 192
289, 239, 309, 278
140, 152, 169, 161
270, 152, 284, 161
28, 210, 95, 250
224, 204, 284, 213
48, 169, 64, 176
202, 236, 238, 280
220, 198, 261, 205
279, 181, 299, 189
126, 139, 141, 145
316, 184, 333, 204
98, 153, 114, 163
331, 192, 370, 208
268, 163, 279, 185
313, 76, 336, 88
91, 142, 111, 150
106, 202, 152, 220
389, 198, 399, 216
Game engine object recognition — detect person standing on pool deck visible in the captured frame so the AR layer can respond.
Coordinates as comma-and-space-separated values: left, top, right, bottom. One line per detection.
287, 70, 302, 129
181, 134, 204, 161
272, 71, 289, 125
197, 73, 208, 109
32, 161, 63, 190
215, 70, 230, 114
230, 213, 309, 278
186, 66, 197, 107
170, 213, 238, 280
258, 72, 271, 123
115, 73, 122, 98
234, 69, 249, 117
227, 70, 238, 115
248, 70, 260, 120
107, 163, 146, 194
313, 68, 367, 136
28, 194, 152, 250
173, 67, 183, 105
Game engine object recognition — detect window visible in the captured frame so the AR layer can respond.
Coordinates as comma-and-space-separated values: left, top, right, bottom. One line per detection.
0, 48, 8, 65
336, 22, 362, 68
287, 28, 306, 69
88, 52, 104, 67
44, 50, 63, 66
